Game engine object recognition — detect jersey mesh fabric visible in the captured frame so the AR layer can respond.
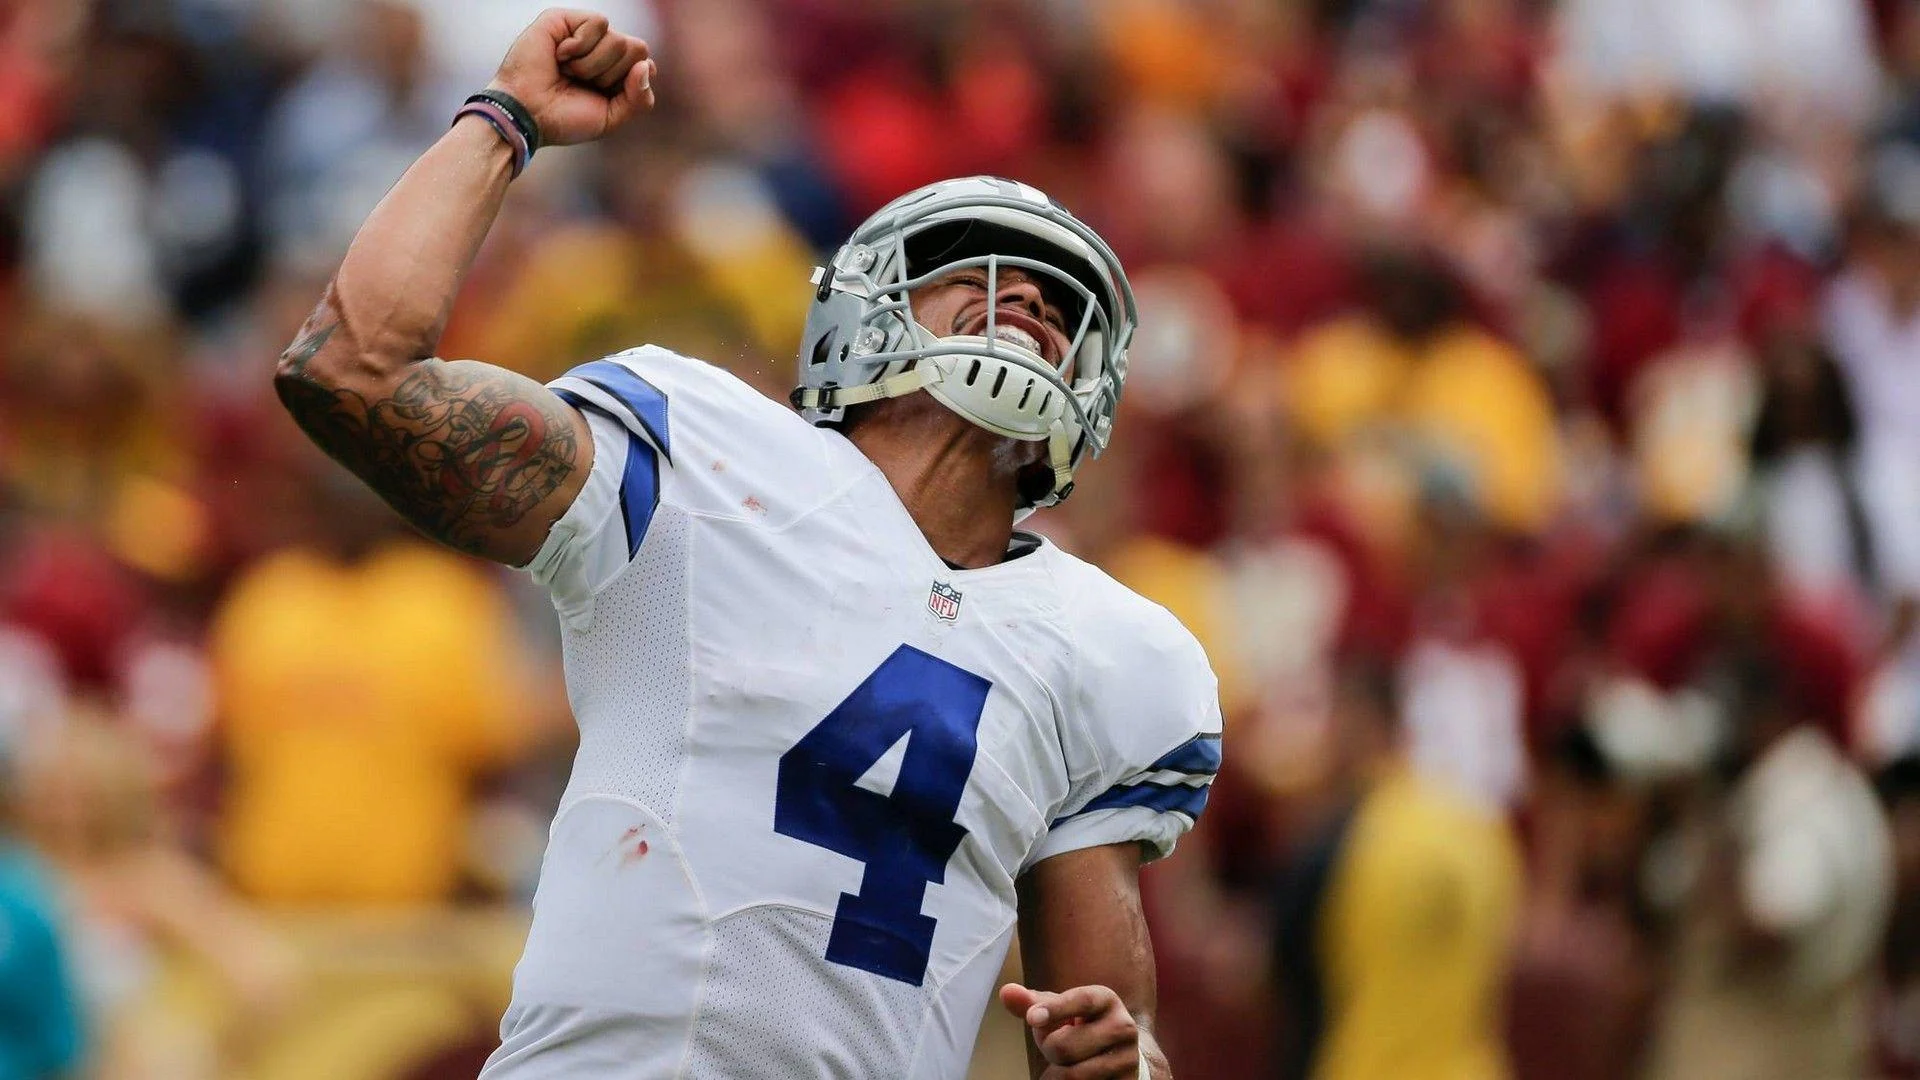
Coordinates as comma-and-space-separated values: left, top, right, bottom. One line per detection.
555, 507, 693, 824
683, 906, 933, 1078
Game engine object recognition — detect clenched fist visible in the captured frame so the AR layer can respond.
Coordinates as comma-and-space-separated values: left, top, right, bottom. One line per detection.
489, 8, 655, 147
1001, 982, 1154, 1079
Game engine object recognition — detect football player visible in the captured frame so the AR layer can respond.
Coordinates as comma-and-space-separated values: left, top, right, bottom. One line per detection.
273, 11, 1221, 1079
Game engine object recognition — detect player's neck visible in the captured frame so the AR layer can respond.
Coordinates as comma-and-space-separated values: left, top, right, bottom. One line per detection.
844, 404, 1022, 569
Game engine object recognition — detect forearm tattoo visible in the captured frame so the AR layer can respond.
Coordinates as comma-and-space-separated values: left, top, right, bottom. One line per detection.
274, 285, 579, 554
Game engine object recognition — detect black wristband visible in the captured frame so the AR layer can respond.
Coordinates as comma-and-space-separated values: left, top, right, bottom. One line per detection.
466, 90, 542, 158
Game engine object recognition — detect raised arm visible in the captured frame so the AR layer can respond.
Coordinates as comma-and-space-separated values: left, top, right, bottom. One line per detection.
1002, 842, 1171, 1080
273, 10, 655, 565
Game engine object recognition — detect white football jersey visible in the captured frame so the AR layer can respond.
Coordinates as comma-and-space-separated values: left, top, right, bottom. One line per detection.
481, 346, 1222, 1079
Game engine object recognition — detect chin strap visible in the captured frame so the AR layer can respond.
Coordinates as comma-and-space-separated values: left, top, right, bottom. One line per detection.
1047, 430, 1074, 500
790, 363, 941, 411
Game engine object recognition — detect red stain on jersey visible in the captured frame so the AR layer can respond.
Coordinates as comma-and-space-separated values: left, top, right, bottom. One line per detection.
617, 825, 650, 864
743, 495, 767, 514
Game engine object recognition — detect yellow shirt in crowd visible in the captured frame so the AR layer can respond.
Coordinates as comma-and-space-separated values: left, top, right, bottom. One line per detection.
1287, 315, 1563, 534
1315, 767, 1522, 1080
211, 543, 527, 904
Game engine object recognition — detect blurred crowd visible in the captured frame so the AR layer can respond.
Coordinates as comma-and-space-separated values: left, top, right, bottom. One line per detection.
2, 0, 1920, 1077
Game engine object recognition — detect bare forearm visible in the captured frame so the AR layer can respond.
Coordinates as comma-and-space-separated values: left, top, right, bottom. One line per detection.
1010, 843, 1171, 1078
280, 117, 514, 384
267, 11, 652, 564
1017, 942, 1170, 1080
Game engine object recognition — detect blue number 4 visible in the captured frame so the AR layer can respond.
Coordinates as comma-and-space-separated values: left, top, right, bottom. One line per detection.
774, 645, 991, 986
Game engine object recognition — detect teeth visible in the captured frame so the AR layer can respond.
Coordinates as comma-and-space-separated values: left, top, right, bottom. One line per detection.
988, 326, 1043, 356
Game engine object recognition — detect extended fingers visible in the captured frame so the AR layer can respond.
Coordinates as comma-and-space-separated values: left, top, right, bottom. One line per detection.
1027, 984, 1121, 1028
1000, 982, 1043, 1020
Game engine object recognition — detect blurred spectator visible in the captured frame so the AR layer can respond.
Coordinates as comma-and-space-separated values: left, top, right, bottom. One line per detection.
1642, 657, 1894, 1080
668, 0, 843, 249
1602, 533, 1865, 755
1283, 251, 1564, 539
1397, 496, 1533, 809
1626, 300, 1759, 529
1825, 155, 1920, 621
1268, 657, 1522, 1080
1, 529, 150, 695
0, 751, 84, 1080
261, 0, 463, 268
0, 0, 85, 180
1749, 330, 1865, 605
0, 306, 188, 530
209, 496, 534, 905
1826, 153, 1920, 768
16, 711, 292, 1079
1507, 726, 1662, 1080
1876, 756, 1920, 1076
1556, 0, 1881, 125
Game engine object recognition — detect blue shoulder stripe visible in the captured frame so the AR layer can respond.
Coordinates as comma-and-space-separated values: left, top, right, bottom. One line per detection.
565, 359, 673, 462
553, 389, 660, 558
1052, 780, 1211, 826
1149, 733, 1223, 777
615, 433, 660, 558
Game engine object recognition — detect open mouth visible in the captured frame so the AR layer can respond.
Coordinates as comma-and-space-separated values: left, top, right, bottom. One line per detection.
956, 309, 1057, 364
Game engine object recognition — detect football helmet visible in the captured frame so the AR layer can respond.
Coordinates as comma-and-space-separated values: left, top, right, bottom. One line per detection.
792, 176, 1136, 510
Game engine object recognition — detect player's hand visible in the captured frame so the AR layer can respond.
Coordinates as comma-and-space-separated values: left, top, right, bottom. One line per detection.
1000, 982, 1146, 1078
489, 8, 655, 147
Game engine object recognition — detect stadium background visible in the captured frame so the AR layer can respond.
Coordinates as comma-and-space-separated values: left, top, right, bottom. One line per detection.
2, 0, 1920, 1076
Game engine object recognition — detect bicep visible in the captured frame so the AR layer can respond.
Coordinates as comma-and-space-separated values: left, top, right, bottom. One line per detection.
1016, 841, 1159, 1028
274, 354, 592, 565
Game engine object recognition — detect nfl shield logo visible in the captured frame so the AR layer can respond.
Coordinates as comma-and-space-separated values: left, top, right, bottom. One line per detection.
927, 581, 963, 622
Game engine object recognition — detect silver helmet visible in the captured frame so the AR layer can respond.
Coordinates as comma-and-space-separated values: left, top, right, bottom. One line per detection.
792, 176, 1136, 510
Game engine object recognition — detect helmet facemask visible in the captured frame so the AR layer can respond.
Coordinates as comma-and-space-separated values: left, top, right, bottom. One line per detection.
794, 179, 1135, 512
